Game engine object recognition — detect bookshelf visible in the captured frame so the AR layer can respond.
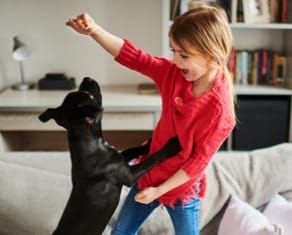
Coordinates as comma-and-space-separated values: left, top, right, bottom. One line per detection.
162, 0, 292, 88
161, 0, 292, 150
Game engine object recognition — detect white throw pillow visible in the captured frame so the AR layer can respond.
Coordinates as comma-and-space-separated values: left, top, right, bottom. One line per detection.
218, 196, 282, 235
263, 194, 292, 235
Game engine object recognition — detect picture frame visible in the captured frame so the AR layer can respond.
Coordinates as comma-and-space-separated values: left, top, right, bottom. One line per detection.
242, 0, 271, 23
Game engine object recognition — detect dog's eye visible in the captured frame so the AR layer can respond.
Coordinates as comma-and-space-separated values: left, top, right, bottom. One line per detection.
84, 116, 95, 124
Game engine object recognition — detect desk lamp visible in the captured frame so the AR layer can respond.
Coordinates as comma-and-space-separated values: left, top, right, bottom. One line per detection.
12, 36, 34, 90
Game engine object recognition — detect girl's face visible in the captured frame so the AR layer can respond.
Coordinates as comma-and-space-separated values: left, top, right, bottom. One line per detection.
170, 39, 211, 82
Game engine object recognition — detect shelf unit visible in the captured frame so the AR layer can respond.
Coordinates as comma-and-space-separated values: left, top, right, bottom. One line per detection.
161, 0, 292, 150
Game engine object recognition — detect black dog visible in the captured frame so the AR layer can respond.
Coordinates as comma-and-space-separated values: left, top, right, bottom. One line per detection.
39, 77, 181, 235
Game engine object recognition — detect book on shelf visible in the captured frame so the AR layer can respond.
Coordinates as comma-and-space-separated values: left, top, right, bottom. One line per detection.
231, 0, 238, 22
228, 47, 237, 82
281, 0, 289, 23
228, 48, 287, 86
170, 0, 180, 20
269, 0, 289, 23
236, 0, 244, 22
235, 50, 249, 85
170, 0, 192, 20
272, 54, 287, 85
270, 0, 280, 22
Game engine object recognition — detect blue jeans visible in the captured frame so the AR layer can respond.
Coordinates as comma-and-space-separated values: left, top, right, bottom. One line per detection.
111, 185, 200, 235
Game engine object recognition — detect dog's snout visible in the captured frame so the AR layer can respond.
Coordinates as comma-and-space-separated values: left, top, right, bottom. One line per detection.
79, 77, 102, 106
81, 77, 96, 86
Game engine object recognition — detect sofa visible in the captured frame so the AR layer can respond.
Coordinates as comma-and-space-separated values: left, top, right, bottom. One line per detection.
0, 143, 292, 235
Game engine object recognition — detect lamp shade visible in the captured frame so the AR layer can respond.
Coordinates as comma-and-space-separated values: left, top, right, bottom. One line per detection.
11, 36, 34, 90
12, 36, 30, 61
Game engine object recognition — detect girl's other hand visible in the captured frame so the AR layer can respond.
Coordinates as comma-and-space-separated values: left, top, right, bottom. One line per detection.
135, 187, 161, 204
66, 13, 98, 36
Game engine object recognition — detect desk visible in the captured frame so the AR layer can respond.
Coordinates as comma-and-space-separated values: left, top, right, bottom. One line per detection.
0, 86, 161, 151
1, 85, 291, 151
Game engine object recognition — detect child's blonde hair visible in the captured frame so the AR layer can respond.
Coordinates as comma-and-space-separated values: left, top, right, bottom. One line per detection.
169, 5, 235, 115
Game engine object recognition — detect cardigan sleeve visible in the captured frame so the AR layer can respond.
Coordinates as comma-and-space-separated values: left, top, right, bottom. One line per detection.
181, 111, 235, 179
114, 39, 174, 88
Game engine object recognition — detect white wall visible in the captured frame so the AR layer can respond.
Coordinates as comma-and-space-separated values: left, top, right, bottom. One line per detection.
0, 0, 162, 89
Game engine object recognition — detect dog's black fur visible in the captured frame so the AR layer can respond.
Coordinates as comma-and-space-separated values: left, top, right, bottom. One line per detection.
39, 77, 181, 235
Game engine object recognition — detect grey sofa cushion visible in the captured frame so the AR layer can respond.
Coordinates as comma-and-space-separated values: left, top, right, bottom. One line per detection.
0, 159, 71, 235
0, 151, 71, 175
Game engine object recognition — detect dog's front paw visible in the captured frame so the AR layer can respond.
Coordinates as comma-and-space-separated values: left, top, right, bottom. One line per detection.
163, 136, 182, 157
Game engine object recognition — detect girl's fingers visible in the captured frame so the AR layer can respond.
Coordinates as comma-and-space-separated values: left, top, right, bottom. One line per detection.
76, 18, 84, 26
66, 14, 94, 35
135, 191, 145, 201
66, 19, 75, 25
135, 192, 143, 200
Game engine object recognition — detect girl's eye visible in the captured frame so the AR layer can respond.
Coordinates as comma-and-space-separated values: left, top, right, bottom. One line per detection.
180, 54, 189, 59
170, 48, 189, 59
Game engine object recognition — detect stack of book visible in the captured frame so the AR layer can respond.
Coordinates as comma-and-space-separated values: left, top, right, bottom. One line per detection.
269, 0, 289, 23
228, 48, 287, 86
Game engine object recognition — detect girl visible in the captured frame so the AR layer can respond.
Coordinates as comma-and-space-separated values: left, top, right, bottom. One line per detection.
66, 4, 235, 235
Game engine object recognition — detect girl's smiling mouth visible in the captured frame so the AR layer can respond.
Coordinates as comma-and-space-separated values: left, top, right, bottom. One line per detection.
182, 68, 189, 75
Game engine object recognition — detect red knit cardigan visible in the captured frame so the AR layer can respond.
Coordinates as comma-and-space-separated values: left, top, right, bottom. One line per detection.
115, 40, 235, 206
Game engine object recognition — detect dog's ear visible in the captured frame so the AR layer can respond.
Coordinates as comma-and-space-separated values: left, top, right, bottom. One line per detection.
39, 108, 57, 122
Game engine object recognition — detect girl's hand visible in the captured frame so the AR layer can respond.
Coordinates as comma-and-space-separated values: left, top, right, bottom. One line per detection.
66, 13, 98, 36
135, 187, 161, 204
135, 169, 191, 204
66, 12, 124, 57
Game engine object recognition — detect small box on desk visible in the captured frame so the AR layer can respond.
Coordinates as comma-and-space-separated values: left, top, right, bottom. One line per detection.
38, 73, 76, 90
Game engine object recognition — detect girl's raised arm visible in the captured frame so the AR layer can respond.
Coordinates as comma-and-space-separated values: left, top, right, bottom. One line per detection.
66, 13, 124, 57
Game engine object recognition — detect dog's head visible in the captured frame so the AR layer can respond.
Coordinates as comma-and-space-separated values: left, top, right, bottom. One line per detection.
39, 77, 103, 129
